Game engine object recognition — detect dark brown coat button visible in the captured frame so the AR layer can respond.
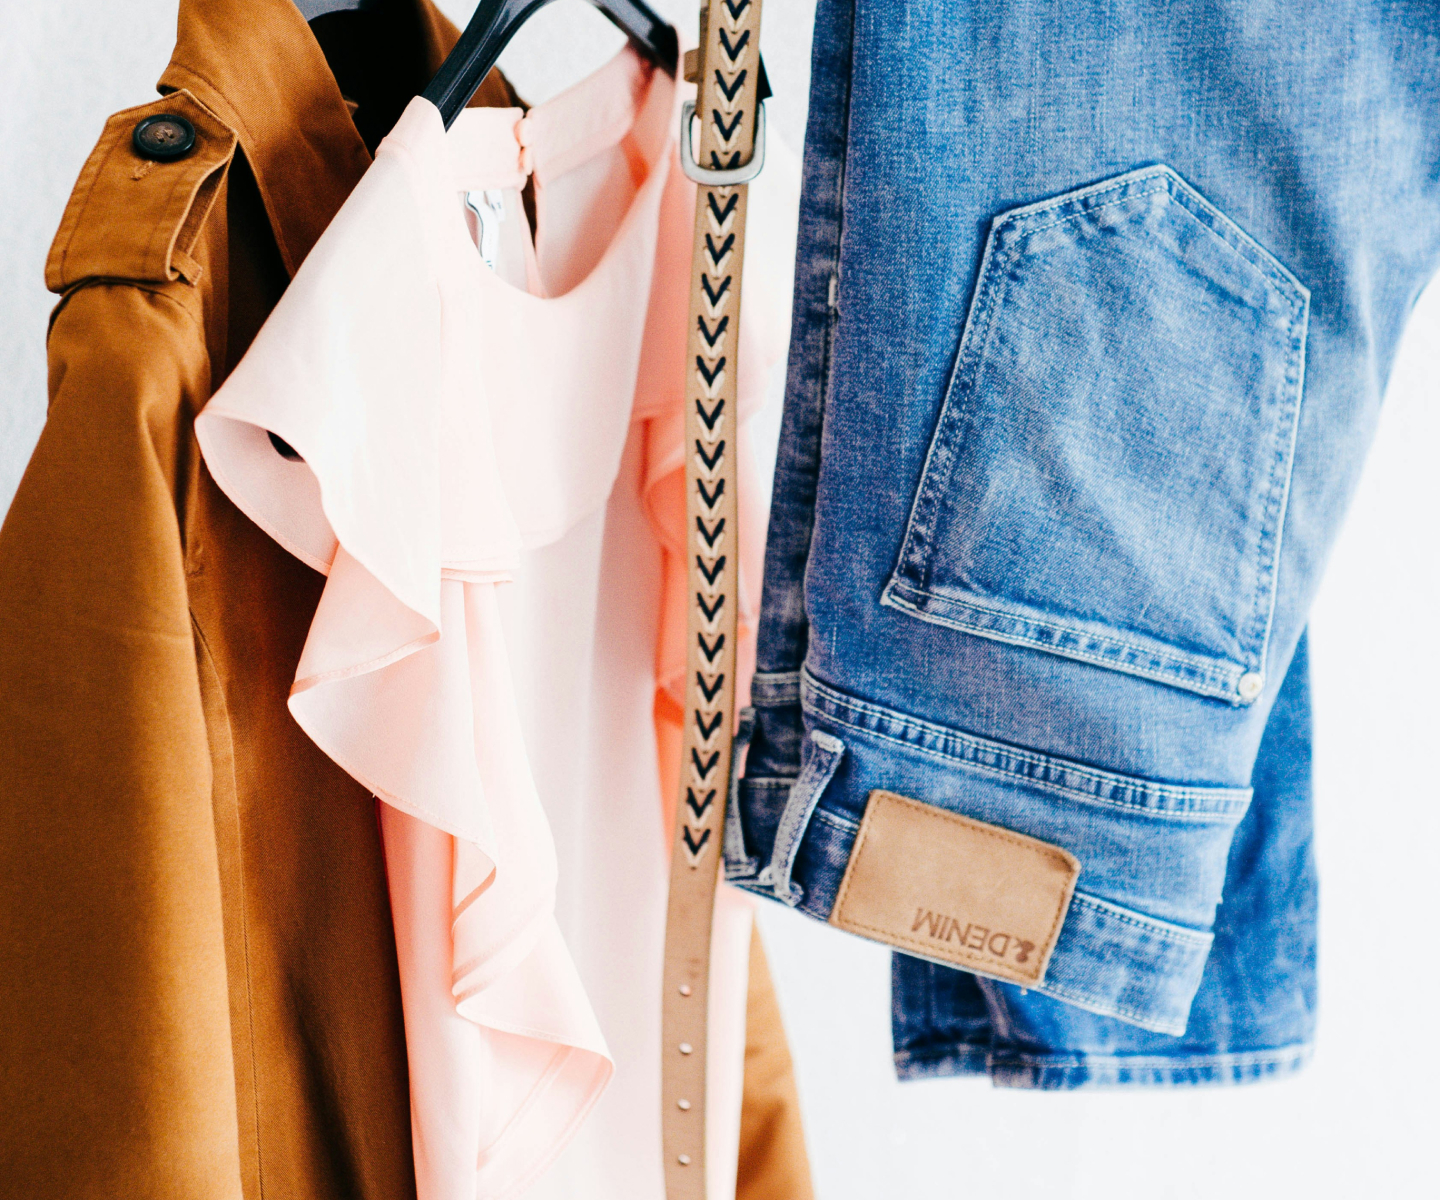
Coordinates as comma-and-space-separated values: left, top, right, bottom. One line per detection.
132, 114, 196, 161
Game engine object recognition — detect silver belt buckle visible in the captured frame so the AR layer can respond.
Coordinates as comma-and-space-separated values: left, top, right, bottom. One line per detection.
679, 100, 767, 186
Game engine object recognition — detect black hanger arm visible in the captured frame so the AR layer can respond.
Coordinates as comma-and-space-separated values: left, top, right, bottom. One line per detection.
599, 0, 679, 75
423, 0, 678, 129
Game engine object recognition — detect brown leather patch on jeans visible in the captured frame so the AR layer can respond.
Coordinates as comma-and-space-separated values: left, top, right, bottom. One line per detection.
829, 790, 1080, 986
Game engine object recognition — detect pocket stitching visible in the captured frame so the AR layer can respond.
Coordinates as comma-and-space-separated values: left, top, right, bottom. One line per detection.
1000, 179, 1171, 243
883, 576, 1248, 700
896, 186, 1183, 590
1161, 181, 1306, 309
1160, 188, 1309, 671
889, 166, 1308, 702
1008, 168, 1307, 309
898, 187, 1052, 590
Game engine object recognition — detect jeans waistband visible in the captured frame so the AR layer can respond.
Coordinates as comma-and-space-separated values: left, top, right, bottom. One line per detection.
731, 668, 1248, 1035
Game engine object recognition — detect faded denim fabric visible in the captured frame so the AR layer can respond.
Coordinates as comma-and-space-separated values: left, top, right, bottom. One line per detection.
892, 633, 1317, 1087
729, 0, 1440, 1075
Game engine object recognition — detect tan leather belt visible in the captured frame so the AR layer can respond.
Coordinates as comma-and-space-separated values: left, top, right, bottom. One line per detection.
663, 2, 766, 1195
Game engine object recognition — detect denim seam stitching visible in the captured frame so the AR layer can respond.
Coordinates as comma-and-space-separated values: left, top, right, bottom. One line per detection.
995, 165, 1171, 225
1067, 891, 1212, 947
1000, 180, 1170, 242
1162, 188, 1307, 312
1002, 167, 1305, 303
808, 704, 1241, 822
749, 674, 801, 706
888, 899, 1202, 1031
886, 165, 1309, 703
755, 0, 856, 677
988, 1046, 1311, 1073
1238, 295, 1308, 676
811, 705, 1227, 821
883, 578, 1244, 699
800, 668, 1226, 800
916, 232, 1011, 580
812, 806, 858, 833
801, 670, 1249, 819
895, 1045, 1312, 1084
891, 158, 1023, 589
1036, 979, 1185, 1032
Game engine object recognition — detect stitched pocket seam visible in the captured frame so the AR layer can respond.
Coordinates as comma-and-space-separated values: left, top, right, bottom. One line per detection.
886, 164, 1308, 706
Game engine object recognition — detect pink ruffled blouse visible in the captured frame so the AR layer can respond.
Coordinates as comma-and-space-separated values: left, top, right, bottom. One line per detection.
196, 46, 795, 1200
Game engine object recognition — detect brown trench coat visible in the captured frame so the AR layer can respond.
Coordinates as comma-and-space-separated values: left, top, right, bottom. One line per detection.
0, 1, 811, 1196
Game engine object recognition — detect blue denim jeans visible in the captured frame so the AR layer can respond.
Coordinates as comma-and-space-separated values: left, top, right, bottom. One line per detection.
892, 632, 1317, 1087
729, 0, 1440, 1077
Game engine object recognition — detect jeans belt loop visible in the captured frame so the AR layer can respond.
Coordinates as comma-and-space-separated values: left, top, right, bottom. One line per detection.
723, 707, 760, 879
759, 729, 846, 906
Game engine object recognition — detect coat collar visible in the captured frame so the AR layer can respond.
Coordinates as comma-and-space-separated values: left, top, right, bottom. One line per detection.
158, 0, 504, 276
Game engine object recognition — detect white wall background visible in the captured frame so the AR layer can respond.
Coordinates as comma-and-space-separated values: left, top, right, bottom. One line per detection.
1, 3, 1435, 1197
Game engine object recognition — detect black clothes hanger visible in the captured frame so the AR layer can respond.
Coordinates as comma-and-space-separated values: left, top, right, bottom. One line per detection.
302, 0, 441, 151
422, 0, 680, 129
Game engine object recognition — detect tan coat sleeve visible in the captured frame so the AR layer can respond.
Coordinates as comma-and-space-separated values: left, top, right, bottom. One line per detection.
0, 280, 242, 1199
738, 928, 816, 1200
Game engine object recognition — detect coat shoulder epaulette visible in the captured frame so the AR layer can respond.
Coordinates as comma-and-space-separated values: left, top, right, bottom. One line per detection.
45, 89, 238, 294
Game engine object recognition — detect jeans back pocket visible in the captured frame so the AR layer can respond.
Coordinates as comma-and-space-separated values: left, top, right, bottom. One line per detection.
883, 165, 1308, 705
